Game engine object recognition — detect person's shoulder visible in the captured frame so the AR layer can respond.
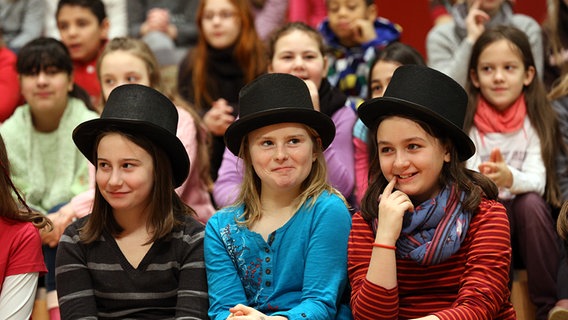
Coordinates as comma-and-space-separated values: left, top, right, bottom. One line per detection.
313, 191, 351, 214
475, 198, 508, 219
180, 213, 206, 233
0, 217, 38, 237
207, 205, 244, 225
0, 105, 30, 134
511, 13, 542, 33
426, 20, 456, 39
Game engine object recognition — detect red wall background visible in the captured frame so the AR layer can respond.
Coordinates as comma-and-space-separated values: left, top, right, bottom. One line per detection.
375, 0, 549, 60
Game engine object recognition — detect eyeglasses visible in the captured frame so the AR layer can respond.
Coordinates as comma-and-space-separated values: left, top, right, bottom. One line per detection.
202, 10, 236, 21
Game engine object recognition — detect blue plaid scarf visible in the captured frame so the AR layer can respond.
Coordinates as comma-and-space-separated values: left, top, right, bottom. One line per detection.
375, 186, 471, 265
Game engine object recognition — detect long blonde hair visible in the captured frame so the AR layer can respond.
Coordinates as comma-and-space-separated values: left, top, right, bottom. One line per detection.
234, 126, 342, 227
97, 37, 213, 192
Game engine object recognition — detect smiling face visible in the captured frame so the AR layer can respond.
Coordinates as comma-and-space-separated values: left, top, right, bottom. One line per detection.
57, 5, 109, 62
376, 116, 450, 204
20, 67, 73, 114
96, 133, 154, 216
248, 122, 316, 196
470, 38, 534, 112
99, 51, 151, 101
268, 30, 327, 89
201, 0, 241, 49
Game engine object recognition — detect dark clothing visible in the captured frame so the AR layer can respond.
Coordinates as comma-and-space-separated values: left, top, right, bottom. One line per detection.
178, 46, 247, 181
56, 214, 209, 319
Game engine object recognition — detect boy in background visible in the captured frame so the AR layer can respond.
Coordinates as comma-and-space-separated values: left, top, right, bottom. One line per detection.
318, 0, 401, 107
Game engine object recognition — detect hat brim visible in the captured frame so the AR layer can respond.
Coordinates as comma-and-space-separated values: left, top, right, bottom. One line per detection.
73, 118, 190, 187
225, 107, 336, 157
358, 96, 475, 161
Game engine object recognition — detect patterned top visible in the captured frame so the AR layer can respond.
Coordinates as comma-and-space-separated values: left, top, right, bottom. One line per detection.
348, 199, 516, 320
55, 214, 208, 319
205, 191, 353, 320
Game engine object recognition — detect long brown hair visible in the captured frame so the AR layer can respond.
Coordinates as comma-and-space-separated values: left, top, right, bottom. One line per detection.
0, 134, 51, 229
97, 37, 213, 192
79, 131, 195, 244
184, 0, 265, 112
464, 25, 563, 208
361, 115, 498, 223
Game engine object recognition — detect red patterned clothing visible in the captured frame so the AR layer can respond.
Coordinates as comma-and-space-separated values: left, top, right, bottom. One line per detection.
348, 198, 516, 320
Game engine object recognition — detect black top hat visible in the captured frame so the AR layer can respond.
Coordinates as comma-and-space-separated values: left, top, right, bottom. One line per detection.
357, 65, 475, 161
72, 84, 189, 187
225, 73, 336, 157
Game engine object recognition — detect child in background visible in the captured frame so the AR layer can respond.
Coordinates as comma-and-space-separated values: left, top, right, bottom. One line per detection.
352, 42, 426, 207
427, 0, 543, 87
56, 0, 109, 111
349, 64, 515, 319
1, 37, 98, 320
56, 84, 209, 319
0, 134, 51, 319
177, 0, 265, 183
464, 25, 563, 320
318, 0, 401, 106
205, 73, 352, 319
214, 22, 356, 207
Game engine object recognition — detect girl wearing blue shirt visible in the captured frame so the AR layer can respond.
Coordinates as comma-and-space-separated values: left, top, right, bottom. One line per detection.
204, 73, 353, 320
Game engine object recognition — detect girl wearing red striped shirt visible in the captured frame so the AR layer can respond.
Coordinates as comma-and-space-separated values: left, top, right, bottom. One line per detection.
349, 65, 516, 320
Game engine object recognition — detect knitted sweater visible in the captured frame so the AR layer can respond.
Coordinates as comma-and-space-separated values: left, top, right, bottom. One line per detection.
0, 97, 98, 213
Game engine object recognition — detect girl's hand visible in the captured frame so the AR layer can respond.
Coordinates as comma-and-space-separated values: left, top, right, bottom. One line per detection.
376, 177, 414, 245
478, 148, 513, 188
465, 0, 489, 43
203, 99, 235, 136
227, 304, 286, 320
40, 206, 75, 247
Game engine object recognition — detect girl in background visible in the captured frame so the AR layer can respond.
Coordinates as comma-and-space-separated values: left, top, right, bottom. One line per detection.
349, 65, 515, 319
1, 37, 98, 320
464, 25, 563, 320
177, 0, 265, 182
214, 22, 356, 207
0, 134, 51, 319
353, 42, 426, 207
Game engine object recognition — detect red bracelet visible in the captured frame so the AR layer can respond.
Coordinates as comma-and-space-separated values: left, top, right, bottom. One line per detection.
372, 243, 396, 250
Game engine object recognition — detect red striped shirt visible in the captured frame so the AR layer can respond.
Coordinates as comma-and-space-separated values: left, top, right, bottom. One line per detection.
348, 198, 516, 320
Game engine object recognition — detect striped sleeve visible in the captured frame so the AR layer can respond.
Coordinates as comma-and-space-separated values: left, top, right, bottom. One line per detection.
348, 212, 399, 320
